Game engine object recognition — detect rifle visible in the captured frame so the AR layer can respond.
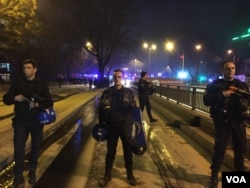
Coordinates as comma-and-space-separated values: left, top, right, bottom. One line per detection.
147, 82, 156, 95
24, 89, 45, 102
208, 84, 250, 96
228, 86, 250, 96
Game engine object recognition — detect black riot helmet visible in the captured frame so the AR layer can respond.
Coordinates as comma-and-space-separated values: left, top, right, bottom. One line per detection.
131, 145, 147, 155
92, 124, 108, 141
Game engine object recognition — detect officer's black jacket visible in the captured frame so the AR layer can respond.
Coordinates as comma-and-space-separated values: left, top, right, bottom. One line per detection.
98, 85, 136, 124
138, 78, 149, 97
203, 78, 250, 121
3, 76, 53, 120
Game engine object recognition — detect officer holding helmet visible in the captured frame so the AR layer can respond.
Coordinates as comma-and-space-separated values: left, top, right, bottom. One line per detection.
98, 69, 137, 187
3, 59, 53, 188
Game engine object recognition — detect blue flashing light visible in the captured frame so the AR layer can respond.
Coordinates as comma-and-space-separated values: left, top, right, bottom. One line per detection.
177, 71, 188, 79
208, 78, 213, 83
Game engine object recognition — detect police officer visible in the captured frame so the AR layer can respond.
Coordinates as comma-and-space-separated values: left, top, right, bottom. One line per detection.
203, 60, 249, 188
137, 71, 157, 123
3, 59, 53, 188
98, 69, 137, 187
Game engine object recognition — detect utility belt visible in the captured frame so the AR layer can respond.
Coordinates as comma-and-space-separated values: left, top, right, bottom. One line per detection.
218, 108, 228, 121
213, 108, 245, 125
215, 118, 229, 124
211, 108, 229, 125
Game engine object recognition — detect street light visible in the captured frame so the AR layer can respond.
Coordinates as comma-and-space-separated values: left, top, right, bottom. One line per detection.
81, 47, 84, 74
195, 44, 203, 81
86, 41, 92, 49
166, 65, 171, 77
143, 42, 156, 76
165, 41, 174, 52
165, 41, 174, 77
81, 41, 93, 73
195, 44, 202, 51
200, 60, 205, 75
227, 49, 235, 62
134, 59, 137, 74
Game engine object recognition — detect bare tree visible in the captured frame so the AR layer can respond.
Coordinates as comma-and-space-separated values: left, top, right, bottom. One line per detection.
80, 0, 140, 85
0, 0, 41, 62
1, 0, 140, 83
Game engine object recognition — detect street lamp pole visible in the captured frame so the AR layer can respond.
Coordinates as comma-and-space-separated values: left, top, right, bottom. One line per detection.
195, 44, 202, 80
200, 61, 205, 74
227, 49, 235, 63
165, 41, 175, 74
134, 59, 137, 74
181, 52, 185, 72
148, 49, 151, 74
81, 47, 84, 74
143, 43, 156, 76
166, 66, 170, 77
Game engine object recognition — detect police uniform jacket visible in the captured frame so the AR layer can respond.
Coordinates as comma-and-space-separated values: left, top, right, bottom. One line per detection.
3, 76, 53, 121
203, 78, 250, 122
99, 85, 136, 125
138, 78, 149, 97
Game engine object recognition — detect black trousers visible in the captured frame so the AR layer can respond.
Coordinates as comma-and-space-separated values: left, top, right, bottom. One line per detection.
139, 95, 153, 120
211, 119, 247, 172
105, 123, 133, 175
13, 118, 44, 178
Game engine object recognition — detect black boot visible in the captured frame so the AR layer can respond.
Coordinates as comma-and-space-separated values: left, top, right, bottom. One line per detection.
99, 167, 112, 187
149, 113, 158, 123
127, 172, 137, 186
28, 171, 36, 185
209, 170, 218, 188
150, 118, 158, 123
209, 177, 218, 188
99, 175, 111, 187
12, 176, 25, 188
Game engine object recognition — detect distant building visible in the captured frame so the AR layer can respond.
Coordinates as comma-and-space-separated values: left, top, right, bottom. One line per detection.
0, 62, 11, 82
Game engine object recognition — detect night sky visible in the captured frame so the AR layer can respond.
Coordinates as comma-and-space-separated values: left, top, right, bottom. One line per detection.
137, 0, 250, 48
134, 0, 250, 76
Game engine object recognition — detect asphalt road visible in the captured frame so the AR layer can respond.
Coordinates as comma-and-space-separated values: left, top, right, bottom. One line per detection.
1, 84, 250, 188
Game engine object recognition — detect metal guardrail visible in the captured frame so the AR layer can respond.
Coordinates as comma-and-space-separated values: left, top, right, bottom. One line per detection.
155, 84, 210, 113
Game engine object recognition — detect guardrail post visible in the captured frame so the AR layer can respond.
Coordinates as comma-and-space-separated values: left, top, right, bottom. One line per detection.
192, 87, 197, 110
159, 84, 162, 97
177, 86, 180, 104
166, 85, 169, 100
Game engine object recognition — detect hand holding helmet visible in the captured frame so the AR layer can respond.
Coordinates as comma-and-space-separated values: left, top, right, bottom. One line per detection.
92, 123, 108, 141
37, 107, 56, 125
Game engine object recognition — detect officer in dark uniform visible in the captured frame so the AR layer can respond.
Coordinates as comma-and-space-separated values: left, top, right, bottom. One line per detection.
98, 69, 137, 187
3, 59, 53, 188
137, 71, 157, 123
203, 60, 250, 188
